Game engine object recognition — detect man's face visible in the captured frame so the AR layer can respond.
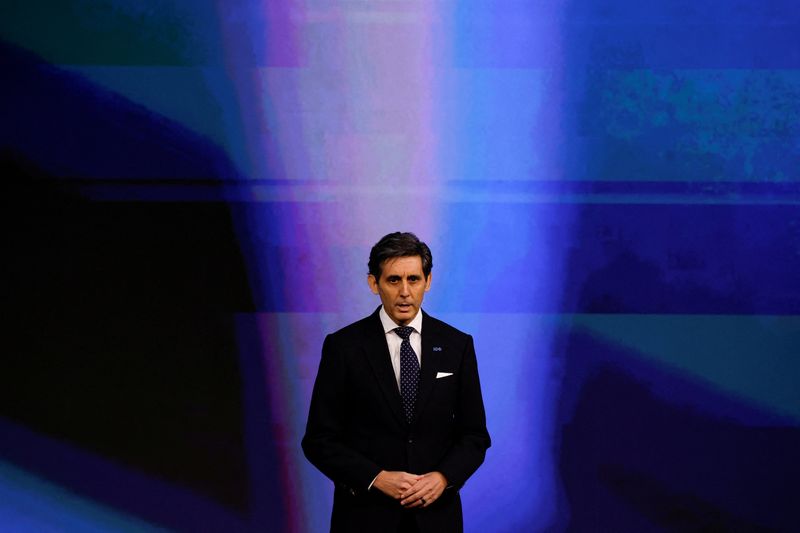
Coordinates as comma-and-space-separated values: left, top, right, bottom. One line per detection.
368, 255, 432, 326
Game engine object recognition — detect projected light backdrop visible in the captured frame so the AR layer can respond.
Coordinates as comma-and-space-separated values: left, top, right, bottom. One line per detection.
2, 1, 799, 532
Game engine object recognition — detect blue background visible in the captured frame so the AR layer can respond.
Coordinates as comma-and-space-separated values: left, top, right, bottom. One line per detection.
2, 1, 799, 531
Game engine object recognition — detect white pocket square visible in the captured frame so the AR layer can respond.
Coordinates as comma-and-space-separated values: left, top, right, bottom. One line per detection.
436, 372, 453, 379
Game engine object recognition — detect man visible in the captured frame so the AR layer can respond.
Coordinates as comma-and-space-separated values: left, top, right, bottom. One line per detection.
302, 232, 490, 533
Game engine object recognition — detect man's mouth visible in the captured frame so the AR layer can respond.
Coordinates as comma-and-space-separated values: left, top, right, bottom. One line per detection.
396, 303, 413, 312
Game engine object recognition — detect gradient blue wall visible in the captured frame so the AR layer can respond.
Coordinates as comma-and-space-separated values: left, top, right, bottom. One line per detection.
2, 1, 799, 531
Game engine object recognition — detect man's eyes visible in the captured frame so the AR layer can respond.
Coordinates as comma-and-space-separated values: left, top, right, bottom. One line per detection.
387, 277, 420, 283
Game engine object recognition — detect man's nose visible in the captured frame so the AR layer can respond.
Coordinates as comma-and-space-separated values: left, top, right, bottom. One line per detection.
400, 280, 410, 296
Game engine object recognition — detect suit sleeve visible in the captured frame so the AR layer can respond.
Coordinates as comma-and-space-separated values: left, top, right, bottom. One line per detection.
302, 334, 382, 491
436, 334, 491, 488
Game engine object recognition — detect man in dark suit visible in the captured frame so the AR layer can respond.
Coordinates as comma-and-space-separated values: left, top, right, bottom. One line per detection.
302, 232, 490, 533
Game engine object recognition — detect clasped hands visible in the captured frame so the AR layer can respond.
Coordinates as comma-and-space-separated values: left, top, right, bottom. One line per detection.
373, 470, 447, 508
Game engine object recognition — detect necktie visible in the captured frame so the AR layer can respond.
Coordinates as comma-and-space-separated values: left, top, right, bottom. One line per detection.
394, 326, 420, 423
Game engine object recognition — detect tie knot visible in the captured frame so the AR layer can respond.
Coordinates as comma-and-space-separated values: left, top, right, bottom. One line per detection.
394, 326, 414, 340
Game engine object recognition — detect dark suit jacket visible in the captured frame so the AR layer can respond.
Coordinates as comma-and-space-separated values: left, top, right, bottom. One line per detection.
302, 307, 490, 533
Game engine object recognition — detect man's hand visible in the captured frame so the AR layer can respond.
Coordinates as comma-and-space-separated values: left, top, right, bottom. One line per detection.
400, 471, 447, 508
372, 470, 422, 500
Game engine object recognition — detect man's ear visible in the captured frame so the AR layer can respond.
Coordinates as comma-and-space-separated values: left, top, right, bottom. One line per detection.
424, 272, 432, 292
368, 274, 380, 295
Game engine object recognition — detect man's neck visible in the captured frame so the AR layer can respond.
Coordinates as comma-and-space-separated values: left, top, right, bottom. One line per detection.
379, 306, 423, 332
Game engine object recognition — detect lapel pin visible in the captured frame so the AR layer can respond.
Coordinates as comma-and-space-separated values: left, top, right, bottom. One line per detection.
433, 346, 442, 351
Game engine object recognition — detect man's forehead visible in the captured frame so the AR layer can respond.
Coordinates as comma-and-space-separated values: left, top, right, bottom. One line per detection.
380, 255, 424, 275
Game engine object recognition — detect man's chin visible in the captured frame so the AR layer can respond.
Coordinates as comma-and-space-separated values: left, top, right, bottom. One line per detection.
391, 306, 416, 323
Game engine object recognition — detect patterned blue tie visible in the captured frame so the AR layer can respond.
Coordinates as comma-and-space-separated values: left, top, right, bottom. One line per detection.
394, 326, 420, 423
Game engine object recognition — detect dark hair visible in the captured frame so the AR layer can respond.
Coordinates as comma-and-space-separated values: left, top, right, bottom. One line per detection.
368, 232, 433, 281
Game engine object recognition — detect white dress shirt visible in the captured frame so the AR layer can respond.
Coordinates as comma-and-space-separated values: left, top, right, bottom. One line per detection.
379, 306, 423, 390
369, 306, 424, 490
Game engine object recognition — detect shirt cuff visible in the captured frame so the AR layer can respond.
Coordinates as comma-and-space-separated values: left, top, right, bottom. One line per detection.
367, 472, 381, 491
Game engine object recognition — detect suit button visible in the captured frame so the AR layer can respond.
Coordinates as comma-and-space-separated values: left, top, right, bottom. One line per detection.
408, 438, 414, 444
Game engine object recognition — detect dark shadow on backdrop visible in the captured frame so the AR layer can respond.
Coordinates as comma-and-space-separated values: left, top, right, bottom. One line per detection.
555, 331, 799, 532
1, 40, 283, 531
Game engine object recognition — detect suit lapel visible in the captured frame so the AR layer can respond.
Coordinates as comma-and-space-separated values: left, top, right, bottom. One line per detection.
414, 310, 440, 421
363, 309, 406, 427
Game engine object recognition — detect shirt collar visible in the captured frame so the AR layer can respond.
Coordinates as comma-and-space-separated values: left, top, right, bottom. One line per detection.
379, 305, 423, 335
